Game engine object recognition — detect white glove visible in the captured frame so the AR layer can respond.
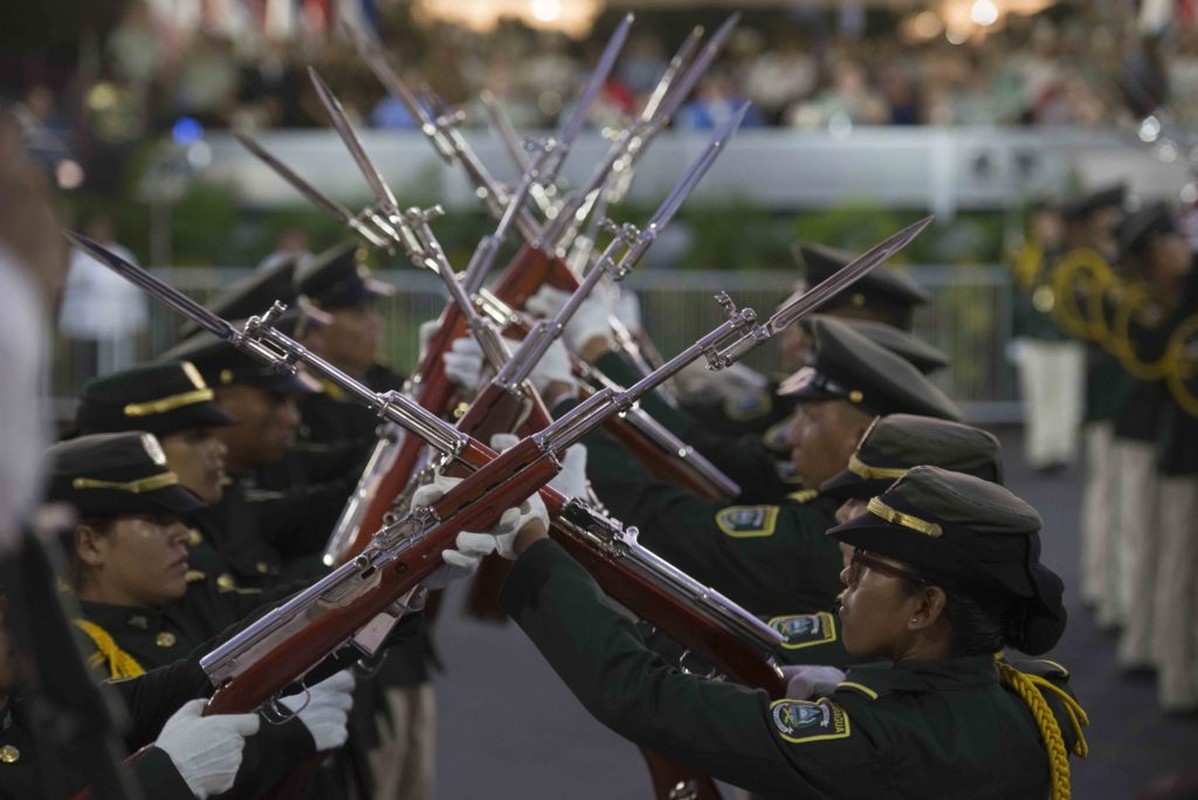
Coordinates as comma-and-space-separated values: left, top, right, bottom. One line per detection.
442, 336, 487, 392
781, 665, 847, 699
424, 530, 497, 590
418, 319, 441, 353
280, 670, 355, 751
486, 434, 550, 558
525, 284, 614, 352
548, 444, 588, 500
156, 698, 260, 799
527, 338, 577, 395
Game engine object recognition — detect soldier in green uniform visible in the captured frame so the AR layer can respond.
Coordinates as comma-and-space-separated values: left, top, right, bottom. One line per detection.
44, 431, 357, 798
1108, 202, 1186, 669
158, 330, 344, 588
295, 242, 440, 800
669, 243, 933, 440
473, 465, 1088, 799
545, 316, 961, 618
74, 360, 239, 584
292, 241, 405, 483
767, 413, 1004, 666
1155, 289, 1198, 712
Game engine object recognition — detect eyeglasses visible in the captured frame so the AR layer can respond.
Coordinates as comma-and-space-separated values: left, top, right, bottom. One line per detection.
846, 549, 928, 587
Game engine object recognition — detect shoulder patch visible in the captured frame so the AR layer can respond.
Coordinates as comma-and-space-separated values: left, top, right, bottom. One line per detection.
723, 390, 772, 422
762, 418, 791, 453
768, 611, 838, 650
770, 698, 852, 744
715, 505, 779, 538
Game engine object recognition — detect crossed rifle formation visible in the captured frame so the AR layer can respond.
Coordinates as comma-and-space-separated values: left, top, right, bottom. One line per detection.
66, 14, 931, 798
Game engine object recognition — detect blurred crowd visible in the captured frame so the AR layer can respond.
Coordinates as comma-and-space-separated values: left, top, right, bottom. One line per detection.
8, 0, 1198, 169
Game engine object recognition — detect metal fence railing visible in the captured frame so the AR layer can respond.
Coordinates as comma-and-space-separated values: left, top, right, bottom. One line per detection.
49, 264, 1019, 426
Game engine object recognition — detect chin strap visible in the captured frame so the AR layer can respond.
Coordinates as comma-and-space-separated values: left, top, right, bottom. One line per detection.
996, 656, 1090, 800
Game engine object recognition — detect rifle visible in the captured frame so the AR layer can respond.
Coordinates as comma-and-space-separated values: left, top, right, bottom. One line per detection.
304, 93, 745, 566
68, 211, 926, 682
68, 214, 927, 797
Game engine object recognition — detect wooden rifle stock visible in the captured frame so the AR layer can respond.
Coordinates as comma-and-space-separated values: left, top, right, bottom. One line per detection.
340, 246, 577, 563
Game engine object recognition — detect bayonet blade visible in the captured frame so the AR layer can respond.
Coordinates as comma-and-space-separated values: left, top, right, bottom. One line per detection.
64, 231, 238, 342
769, 216, 934, 333
644, 103, 747, 234
556, 13, 633, 150
658, 13, 740, 121
308, 66, 401, 214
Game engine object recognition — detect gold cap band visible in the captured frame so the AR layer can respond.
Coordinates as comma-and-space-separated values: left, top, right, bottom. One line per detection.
866, 496, 943, 537
847, 454, 909, 481
72, 472, 180, 494
123, 388, 214, 417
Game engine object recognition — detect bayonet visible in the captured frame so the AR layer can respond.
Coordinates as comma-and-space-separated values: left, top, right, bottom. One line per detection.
234, 131, 395, 252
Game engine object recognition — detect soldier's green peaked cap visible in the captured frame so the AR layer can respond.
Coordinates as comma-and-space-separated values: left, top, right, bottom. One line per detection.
1117, 200, 1177, 257
806, 315, 949, 374
829, 465, 1066, 655
44, 432, 204, 517
793, 241, 930, 331
298, 240, 394, 309
778, 317, 962, 421
819, 414, 1002, 501
76, 361, 236, 437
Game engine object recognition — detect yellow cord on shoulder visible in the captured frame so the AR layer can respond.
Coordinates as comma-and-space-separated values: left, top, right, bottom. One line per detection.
996, 659, 1090, 800
72, 620, 146, 680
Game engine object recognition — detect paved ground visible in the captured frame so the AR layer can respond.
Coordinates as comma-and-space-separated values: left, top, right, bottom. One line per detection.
430, 427, 1198, 799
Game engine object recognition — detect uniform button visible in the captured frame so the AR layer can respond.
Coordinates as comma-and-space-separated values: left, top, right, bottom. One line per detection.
217, 573, 236, 590
256, 562, 269, 574
0, 745, 20, 763
186, 529, 204, 548
156, 632, 177, 648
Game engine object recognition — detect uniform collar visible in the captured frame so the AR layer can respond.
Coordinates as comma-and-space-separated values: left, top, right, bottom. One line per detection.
76, 598, 165, 633
837, 654, 999, 700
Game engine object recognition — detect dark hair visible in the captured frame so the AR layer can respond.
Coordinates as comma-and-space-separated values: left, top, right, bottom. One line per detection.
63, 516, 118, 589
897, 572, 1015, 657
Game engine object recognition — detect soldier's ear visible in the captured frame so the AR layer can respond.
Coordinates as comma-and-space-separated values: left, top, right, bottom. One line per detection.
74, 524, 107, 567
906, 586, 948, 632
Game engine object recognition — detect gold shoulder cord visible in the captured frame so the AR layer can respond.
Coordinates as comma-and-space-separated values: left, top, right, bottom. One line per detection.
996, 659, 1090, 800
1111, 283, 1173, 380
72, 620, 146, 679
1049, 248, 1112, 342
1165, 313, 1198, 418
1013, 241, 1044, 293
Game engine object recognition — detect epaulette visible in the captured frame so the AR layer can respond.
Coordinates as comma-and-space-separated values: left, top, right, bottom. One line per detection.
787, 489, 819, 504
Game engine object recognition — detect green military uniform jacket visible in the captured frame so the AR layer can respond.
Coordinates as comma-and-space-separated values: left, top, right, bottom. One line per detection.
564, 393, 844, 617
0, 693, 194, 800
502, 540, 1079, 799
74, 595, 317, 799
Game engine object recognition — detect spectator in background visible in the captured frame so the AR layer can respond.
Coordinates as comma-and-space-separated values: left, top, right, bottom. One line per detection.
744, 31, 819, 126
58, 214, 148, 378
675, 70, 762, 130
174, 32, 239, 127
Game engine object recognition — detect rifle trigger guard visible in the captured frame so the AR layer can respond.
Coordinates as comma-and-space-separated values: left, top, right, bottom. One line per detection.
262, 689, 306, 726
